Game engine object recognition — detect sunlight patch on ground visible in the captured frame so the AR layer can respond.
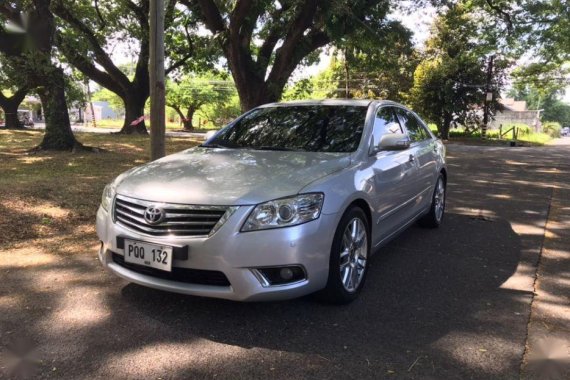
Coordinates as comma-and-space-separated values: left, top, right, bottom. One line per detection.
488, 194, 512, 200
100, 342, 305, 379
434, 332, 520, 375
0, 248, 56, 268
0, 294, 22, 310
26, 202, 70, 219
500, 262, 537, 292
505, 160, 530, 166
46, 286, 111, 332
16, 156, 53, 164
510, 222, 550, 237
102, 341, 245, 377
448, 207, 497, 220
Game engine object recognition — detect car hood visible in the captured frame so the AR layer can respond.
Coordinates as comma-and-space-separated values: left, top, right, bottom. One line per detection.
115, 147, 352, 205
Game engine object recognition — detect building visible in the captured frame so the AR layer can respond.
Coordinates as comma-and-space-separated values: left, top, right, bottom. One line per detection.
491, 98, 541, 131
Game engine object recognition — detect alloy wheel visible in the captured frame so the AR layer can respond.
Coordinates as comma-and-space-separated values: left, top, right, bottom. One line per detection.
339, 218, 368, 292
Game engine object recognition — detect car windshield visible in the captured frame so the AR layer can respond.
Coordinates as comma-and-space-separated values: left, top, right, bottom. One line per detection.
206, 105, 368, 153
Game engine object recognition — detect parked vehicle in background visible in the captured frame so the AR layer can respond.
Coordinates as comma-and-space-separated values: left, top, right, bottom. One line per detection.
17, 109, 34, 127
561, 127, 570, 137
96, 100, 447, 303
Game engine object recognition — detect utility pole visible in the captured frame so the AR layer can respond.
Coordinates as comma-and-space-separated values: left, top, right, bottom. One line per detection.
149, 0, 166, 160
482, 55, 495, 139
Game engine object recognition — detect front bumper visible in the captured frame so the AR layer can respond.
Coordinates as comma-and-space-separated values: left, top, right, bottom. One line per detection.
96, 204, 338, 301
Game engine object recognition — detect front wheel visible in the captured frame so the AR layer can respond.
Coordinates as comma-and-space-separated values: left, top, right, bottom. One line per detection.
317, 207, 370, 304
418, 173, 446, 228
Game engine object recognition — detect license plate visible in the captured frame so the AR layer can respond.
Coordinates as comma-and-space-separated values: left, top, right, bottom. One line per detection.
124, 239, 173, 272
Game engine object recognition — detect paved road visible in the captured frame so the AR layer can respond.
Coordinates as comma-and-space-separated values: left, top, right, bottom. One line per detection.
1, 140, 569, 379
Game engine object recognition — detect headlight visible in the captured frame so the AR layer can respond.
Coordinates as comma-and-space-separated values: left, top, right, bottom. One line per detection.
242, 193, 324, 232
101, 183, 116, 212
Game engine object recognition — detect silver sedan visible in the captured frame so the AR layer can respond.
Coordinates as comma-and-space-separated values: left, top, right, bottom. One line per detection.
96, 100, 447, 303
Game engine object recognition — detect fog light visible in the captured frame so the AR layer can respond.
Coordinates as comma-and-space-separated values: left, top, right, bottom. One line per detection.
280, 267, 294, 280
253, 266, 306, 286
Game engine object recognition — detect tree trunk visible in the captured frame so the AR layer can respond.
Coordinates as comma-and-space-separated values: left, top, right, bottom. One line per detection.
183, 107, 196, 131
235, 78, 280, 112
36, 68, 79, 151
441, 111, 452, 140
4, 106, 21, 129
0, 88, 27, 129
119, 95, 148, 134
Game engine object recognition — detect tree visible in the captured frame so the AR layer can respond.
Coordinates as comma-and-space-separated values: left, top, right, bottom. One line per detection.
508, 75, 570, 127
182, 0, 395, 111
0, 57, 28, 129
465, 1, 569, 84
329, 21, 417, 101
52, 0, 207, 134
0, 0, 81, 150
408, 3, 507, 139
166, 74, 232, 131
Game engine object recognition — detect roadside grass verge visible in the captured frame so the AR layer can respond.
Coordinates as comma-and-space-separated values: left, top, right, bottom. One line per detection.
0, 129, 201, 251
428, 125, 553, 146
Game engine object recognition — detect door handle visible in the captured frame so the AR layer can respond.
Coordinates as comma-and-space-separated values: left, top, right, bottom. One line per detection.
409, 154, 415, 162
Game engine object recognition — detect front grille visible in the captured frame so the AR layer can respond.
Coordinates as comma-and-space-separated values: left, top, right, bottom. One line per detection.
114, 195, 228, 237
112, 253, 231, 287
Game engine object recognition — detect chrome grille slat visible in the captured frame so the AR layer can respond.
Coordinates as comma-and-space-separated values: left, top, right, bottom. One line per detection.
115, 203, 145, 215
114, 195, 228, 237
116, 217, 212, 235
165, 212, 224, 218
116, 208, 219, 228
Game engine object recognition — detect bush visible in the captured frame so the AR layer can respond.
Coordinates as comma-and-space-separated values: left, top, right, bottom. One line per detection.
543, 122, 561, 138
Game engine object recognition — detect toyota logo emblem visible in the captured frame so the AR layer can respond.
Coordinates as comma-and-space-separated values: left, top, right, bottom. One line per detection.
144, 206, 165, 225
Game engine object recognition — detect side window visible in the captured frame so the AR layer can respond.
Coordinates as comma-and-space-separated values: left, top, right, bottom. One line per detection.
396, 109, 429, 142
372, 107, 403, 147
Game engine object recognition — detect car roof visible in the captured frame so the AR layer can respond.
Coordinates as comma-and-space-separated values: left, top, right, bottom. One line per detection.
259, 99, 404, 108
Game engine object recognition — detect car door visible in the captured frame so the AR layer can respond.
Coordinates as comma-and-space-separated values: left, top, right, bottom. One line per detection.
369, 106, 419, 245
394, 108, 438, 214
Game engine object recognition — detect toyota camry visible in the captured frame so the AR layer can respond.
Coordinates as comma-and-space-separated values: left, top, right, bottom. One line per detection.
96, 100, 447, 303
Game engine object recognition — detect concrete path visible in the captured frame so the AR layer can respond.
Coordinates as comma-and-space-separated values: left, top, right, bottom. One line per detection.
1, 139, 569, 379
522, 137, 570, 379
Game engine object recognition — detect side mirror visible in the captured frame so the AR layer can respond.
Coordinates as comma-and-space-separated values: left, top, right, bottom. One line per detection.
378, 133, 411, 151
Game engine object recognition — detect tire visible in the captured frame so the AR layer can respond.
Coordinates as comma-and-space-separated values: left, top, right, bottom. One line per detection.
317, 206, 370, 304
418, 173, 446, 228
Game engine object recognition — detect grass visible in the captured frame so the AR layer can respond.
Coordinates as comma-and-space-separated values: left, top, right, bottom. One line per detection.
0, 129, 202, 251
428, 125, 553, 146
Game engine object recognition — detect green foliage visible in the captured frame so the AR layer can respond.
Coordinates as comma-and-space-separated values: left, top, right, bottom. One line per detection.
543, 102, 570, 127
166, 74, 234, 127
182, 0, 399, 110
507, 70, 570, 127
92, 87, 124, 114
408, 3, 507, 138
542, 122, 561, 138
330, 20, 418, 101
198, 94, 241, 129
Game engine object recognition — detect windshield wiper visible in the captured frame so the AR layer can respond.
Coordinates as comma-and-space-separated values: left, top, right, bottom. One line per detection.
254, 146, 302, 151
199, 143, 229, 149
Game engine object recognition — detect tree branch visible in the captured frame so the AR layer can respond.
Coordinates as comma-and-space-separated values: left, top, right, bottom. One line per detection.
121, 0, 150, 30
56, 36, 126, 98
52, 1, 132, 91
485, 0, 514, 33
193, 0, 227, 34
